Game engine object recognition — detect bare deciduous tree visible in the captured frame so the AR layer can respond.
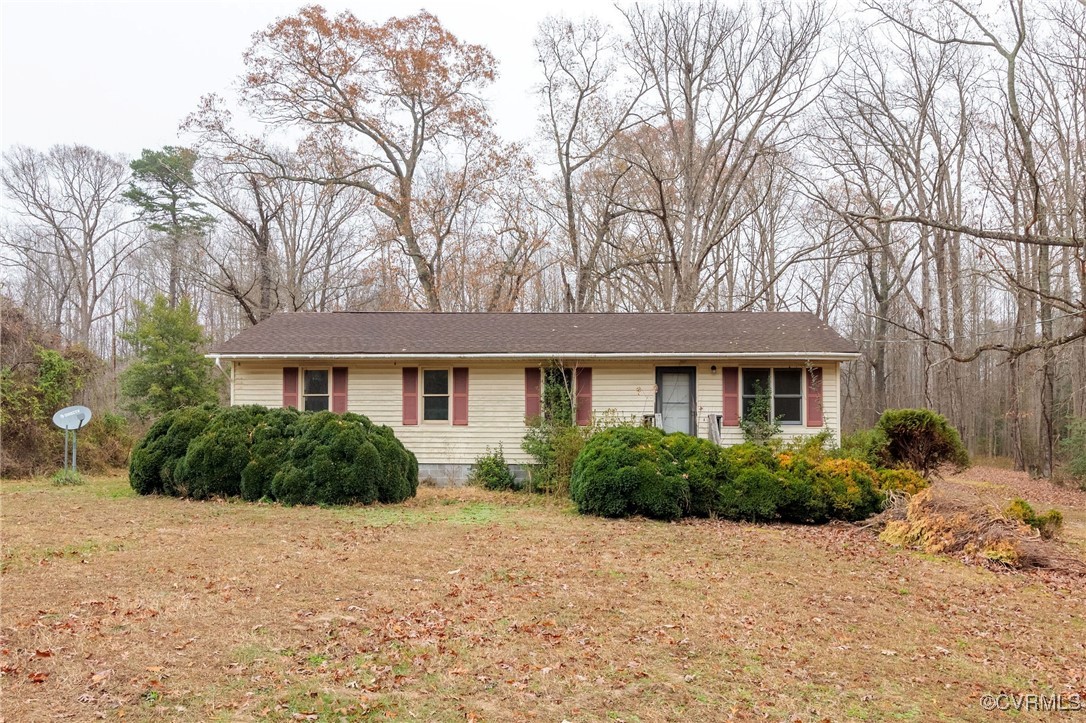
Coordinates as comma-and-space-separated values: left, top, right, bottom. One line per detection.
2, 145, 142, 348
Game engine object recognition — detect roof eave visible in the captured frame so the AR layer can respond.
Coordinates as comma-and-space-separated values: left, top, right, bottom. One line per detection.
207, 351, 862, 362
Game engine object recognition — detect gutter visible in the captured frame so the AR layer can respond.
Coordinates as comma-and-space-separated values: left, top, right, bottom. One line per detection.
207, 351, 862, 362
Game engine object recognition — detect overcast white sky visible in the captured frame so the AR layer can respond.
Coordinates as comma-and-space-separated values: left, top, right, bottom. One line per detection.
1, 0, 627, 157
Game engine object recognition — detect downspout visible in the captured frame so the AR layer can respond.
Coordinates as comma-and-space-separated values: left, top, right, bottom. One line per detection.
209, 354, 234, 406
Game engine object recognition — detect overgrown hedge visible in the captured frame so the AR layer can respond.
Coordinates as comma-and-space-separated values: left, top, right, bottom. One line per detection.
570, 426, 930, 523
129, 405, 418, 505
841, 408, 969, 477
129, 404, 218, 495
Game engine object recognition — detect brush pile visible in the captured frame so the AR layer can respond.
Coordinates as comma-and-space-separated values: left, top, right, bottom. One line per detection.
876, 484, 1084, 574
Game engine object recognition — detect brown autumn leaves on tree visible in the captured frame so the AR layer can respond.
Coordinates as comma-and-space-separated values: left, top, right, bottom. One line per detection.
2, 0, 1084, 476
229, 7, 509, 311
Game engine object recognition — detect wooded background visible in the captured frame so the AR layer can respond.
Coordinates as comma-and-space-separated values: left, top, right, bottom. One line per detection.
3, 0, 1084, 474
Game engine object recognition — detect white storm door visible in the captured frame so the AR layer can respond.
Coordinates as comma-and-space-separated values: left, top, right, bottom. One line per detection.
659, 370, 693, 435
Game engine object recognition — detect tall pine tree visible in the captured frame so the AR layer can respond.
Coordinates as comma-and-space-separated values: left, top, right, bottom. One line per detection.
124, 147, 215, 307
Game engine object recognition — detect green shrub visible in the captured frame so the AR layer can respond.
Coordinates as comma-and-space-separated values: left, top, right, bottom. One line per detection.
240, 407, 302, 501
270, 465, 310, 506
469, 445, 519, 491
271, 412, 380, 506
739, 382, 781, 445
522, 419, 594, 495
569, 423, 903, 524
269, 412, 417, 507
366, 420, 418, 503
1061, 417, 1086, 488
876, 408, 969, 477
181, 405, 269, 499
570, 426, 686, 519
129, 405, 417, 506
720, 442, 780, 473
660, 433, 720, 517
630, 464, 689, 521
1003, 497, 1063, 540
876, 468, 930, 495
50, 468, 86, 486
129, 404, 218, 495
838, 428, 889, 467
715, 465, 787, 522
714, 453, 882, 525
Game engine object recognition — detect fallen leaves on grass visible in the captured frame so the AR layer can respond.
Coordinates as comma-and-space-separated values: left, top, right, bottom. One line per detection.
2, 477, 1084, 722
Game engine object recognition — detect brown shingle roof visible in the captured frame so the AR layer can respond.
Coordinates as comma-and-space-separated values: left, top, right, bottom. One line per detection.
211, 312, 858, 358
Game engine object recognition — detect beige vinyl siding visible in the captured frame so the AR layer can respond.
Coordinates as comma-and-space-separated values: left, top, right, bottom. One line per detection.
590, 360, 841, 445
230, 358, 843, 466
232, 360, 534, 465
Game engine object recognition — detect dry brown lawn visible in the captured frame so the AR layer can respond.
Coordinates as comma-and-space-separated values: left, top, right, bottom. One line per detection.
1, 472, 1083, 722
945, 465, 1086, 561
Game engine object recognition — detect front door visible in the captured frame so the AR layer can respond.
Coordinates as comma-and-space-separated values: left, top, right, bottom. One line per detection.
656, 367, 696, 435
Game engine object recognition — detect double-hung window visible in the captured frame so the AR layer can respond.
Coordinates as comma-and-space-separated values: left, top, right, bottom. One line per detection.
742, 368, 803, 425
422, 369, 450, 421
303, 369, 330, 412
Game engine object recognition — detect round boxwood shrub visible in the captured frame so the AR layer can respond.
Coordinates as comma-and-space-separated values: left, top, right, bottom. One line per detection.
714, 465, 790, 522
240, 407, 302, 501
129, 404, 218, 495
271, 412, 379, 506
570, 426, 689, 520
181, 405, 270, 499
366, 419, 419, 503
659, 433, 721, 517
130, 405, 417, 506
270, 464, 310, 506
269, 412, 418, 507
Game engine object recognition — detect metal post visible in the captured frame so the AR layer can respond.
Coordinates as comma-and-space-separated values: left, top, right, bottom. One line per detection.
72, 430, 78, 473
63, 430, 70, 471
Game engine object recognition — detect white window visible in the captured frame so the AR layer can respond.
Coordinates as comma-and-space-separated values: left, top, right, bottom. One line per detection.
303, 369, 330, 412
742, 368, 803, 425
422, 369, 450, 421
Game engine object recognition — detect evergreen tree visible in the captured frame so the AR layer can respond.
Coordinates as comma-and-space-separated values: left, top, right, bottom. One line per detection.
120, 295, 220, 419
124, 147, 215, 307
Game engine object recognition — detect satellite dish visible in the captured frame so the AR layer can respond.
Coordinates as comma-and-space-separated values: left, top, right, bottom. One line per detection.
53, 405, 92, 431
53, 406, 93, 474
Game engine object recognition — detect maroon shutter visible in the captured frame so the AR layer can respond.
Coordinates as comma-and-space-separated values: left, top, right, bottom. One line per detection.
575, 367, 592, 426
721, 367, 739, 426
525, 368, 541, 420
452, 367, 469, 426
331, 367, 348, 413
402, 367, 418, 425
283, 367, 299, 409
806, 367, 824, 427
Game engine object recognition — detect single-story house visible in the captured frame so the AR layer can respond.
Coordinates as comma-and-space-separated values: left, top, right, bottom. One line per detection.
209, 312, 860, 483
